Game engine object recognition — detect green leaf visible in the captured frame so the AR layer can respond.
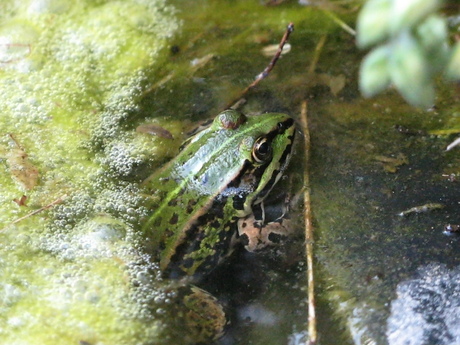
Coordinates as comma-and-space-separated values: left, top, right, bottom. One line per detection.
445, 41, 460, 81
359, 45, 391, 97
416, 14, 450, 73
389, 31, 434, 108
356, 0, 392, 48
390, 0, 441, 34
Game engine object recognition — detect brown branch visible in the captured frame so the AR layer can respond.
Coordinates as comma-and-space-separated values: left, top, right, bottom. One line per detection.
299, 100, 316, 345
226, 22, 294, 109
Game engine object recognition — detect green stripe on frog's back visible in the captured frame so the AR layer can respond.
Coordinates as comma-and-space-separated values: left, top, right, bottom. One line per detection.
141, 110, 295, 277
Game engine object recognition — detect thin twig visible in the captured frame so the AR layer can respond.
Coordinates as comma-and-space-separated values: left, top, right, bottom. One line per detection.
226, 23, 294, 109
299, 100, 316, 345
1, 194, 68, 232
307, 35, 327, 76
323, 10, 356, 36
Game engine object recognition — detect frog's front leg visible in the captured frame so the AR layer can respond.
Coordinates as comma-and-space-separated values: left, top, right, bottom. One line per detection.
237, 198, 294, 252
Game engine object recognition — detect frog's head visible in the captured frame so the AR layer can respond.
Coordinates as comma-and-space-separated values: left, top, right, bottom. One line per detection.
219, 110, 296, 216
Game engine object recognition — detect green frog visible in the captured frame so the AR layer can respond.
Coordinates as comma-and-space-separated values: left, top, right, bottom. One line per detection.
140, 109, 296, 342
142, 109, 296, 280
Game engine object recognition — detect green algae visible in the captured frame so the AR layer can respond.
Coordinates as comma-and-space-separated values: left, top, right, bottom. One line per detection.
0, 1, 182, 343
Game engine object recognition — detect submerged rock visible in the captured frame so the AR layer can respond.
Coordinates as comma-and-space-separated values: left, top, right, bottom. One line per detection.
387, 263, 460, 345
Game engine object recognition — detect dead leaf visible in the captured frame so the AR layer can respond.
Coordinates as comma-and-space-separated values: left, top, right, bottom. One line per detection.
136, 124, 174, 139
13, 195, 28, 206
314, 73, 346, 96
374, 153, 408, 173
261, 43, 291, 57
6, 134, 39, 191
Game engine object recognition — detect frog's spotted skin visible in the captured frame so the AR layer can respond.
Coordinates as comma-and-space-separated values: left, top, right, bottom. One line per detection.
142, 110, 295, 279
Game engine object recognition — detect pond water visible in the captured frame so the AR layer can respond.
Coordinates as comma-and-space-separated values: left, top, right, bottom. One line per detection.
166, 1, 460, 344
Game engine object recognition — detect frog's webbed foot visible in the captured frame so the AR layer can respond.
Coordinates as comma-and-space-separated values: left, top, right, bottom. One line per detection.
237, 200, 294, 252
238, 185, 303, 252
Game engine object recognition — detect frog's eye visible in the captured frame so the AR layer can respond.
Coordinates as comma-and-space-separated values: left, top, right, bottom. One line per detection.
252, 137, 272, 163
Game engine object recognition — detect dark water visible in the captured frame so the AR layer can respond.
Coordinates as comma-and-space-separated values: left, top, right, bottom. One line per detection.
149, 1, 460, 343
